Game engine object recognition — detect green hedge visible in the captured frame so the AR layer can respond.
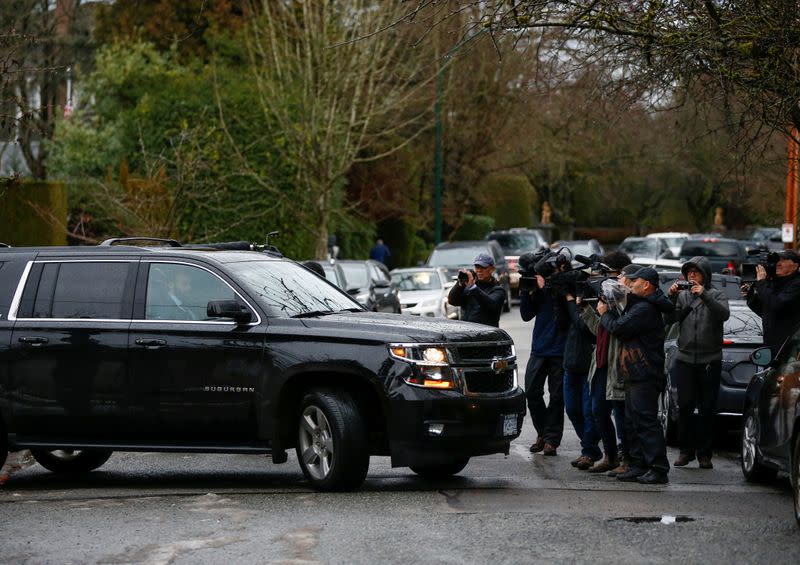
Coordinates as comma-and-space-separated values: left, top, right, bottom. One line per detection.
479, 175, 536, 229
0, 180, 67, 246
452, 214, 495, 241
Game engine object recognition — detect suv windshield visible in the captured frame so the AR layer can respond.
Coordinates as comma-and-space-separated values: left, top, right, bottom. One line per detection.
429, 246, 489, 267
392, 271, 442, 291
619, 239, 657, 255
228, 260, 361, 317
487, 233, 542, 255
680, 241, 741, 257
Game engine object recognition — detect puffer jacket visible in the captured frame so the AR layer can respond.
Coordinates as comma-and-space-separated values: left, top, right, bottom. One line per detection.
581, 305, 625, 401
447, 278, 505, 327
747, 270, 800, 350
601, 290, 675, 385
667, 256, 730, 364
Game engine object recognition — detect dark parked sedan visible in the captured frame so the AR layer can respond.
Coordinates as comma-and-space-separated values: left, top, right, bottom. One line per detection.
741, 337, 800, 528
339, 259, 401, 313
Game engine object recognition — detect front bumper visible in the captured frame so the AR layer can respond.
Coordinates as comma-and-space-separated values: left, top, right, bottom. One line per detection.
388, 388, 526, 467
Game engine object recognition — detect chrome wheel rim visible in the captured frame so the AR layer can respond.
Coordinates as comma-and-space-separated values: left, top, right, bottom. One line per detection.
299, 406, 334, 480
742, 414, 757, 473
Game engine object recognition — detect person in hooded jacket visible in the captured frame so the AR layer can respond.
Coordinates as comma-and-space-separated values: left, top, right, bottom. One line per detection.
666, 257, 730, 469
746, 249, 800, 351
599, 267, 674, 484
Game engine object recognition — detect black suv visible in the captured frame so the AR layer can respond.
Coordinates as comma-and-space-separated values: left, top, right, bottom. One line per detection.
0, 239, 525, 490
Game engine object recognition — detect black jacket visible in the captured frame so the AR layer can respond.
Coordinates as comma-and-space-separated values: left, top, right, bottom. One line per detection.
448, 278, 505, 327
563, 300, 595, 375
747, 270, 800, 350
601, 290, 674, 384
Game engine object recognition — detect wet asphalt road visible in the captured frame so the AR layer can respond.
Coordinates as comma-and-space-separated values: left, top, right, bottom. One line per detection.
1, 310, 798, 564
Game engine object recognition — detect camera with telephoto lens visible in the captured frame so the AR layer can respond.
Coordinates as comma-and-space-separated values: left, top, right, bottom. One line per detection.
458, 269, 477, 285
676, 280, 694, 291
741, 249, 780, 283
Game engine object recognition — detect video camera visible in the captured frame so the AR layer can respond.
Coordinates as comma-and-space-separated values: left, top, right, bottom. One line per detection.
518, 248, 610, 300
518, 248, 572, 292
741, 249, 780, 283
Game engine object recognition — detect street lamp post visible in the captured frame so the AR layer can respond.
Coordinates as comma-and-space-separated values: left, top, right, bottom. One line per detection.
433, 29, 489, 244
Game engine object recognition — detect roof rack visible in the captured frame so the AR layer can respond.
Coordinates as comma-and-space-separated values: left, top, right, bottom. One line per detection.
99, 237, 182, 247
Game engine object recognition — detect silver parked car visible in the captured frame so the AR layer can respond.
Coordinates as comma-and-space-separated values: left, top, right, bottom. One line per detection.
390, 267, 458, 319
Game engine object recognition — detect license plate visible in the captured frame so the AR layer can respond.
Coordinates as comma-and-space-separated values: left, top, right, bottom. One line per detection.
502, 414, 518, 437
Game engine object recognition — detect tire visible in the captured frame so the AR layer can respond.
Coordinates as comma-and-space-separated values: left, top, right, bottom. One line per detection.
30, 449, 112, 475
410, 458, 470, 479
502, 282, 512, 312
296, 389, 369, 492
740, 408, 778, 483
658, 377, 678, 446
0, 422, 7, 472
792, 432, 800, 529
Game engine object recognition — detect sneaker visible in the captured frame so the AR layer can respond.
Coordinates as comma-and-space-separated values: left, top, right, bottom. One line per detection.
575, 455, 594, 470
636, 469, 669, 484
542, 443, 558, 456
673, 453, 695, 467
529, 437, 545, 453
698, 456, 713, 469
589, 456, 619, 474
616, 467, 646, 482
606, 460, 628, 477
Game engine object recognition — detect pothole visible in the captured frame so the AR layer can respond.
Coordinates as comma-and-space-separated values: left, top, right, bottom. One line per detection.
610, 515, 695, 524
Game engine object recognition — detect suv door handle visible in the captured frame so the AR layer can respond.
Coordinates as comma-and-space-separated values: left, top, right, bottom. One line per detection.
135, 338, 167, 349
18, 336, 48, 346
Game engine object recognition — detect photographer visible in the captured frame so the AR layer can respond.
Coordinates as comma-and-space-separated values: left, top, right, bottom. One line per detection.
746, 249, 800, 350
667, 257, 730, 470
447, 253, 506, 327
599, 267, 674, 484
519, 251, 570, 456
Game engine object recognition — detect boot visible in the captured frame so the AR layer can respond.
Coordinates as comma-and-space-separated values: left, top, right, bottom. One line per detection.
529, 437, 545, 453
673, 452, 695, 467
589, 455, 619, 474
606, 458, 628, 477
575, 455, 594, 470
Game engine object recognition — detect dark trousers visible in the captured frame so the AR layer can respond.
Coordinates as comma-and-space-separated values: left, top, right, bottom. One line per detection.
590, 367, 617, 459
525, 355, 565, 446
612, 400, 627, 459
672, 359, 721, 458
624, 380, 669, 475
564, 370, 601, 458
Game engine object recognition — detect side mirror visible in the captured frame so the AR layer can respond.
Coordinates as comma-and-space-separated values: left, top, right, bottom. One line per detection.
373, 278, 391, 288
346, 287, 361, 296
207, 300, 253, 324
750, 347, 773, 367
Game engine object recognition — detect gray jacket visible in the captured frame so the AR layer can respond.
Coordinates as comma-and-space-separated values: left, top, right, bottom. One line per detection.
580, 306, 625, 401
668, 256, 730, 364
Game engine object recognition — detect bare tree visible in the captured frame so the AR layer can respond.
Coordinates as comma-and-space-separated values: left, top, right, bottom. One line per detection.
242, 0, 430, 258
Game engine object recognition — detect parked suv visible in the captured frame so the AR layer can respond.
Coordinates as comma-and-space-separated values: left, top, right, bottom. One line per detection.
677, 238, 748, 274
0, 239, 525, 491
427, 240, 511, 312
485, 228, 547, 298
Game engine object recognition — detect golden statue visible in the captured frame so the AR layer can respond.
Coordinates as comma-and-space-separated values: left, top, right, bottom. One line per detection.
713, 207, 724, 227
541, 201, 552, 224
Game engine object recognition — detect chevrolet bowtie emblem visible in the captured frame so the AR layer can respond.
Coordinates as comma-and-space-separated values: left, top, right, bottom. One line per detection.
491, 358, 509, 373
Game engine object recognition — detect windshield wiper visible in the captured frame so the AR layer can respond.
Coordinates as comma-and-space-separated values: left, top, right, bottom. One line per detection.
291, 310, 338, 318
338, 307, 365, 313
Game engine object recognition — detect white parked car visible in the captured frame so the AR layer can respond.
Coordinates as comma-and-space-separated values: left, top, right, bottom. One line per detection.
647, 232, 689, 257
390, 267, 458, 319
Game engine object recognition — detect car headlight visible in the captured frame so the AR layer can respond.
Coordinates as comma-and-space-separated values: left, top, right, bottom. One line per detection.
388, 345, 459, 390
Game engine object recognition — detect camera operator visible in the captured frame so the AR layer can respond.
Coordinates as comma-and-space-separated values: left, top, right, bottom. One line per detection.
666, 257, 730, 470
447, 253, 506, 327
746, 249, 800, 350
520, 252, 570, 456
598, 267, 674, 484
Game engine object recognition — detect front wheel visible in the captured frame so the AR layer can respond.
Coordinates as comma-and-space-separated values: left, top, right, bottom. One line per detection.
30, 449, 112, 475
410, 458, 470, 479
740, 409, 777, 483
792, 432, 800, 528
296, 389, 369, 491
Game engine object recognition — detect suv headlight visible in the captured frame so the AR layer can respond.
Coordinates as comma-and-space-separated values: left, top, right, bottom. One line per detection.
388, 345, 458, 390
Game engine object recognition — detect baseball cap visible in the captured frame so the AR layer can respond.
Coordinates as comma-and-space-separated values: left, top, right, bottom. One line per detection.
473, 253, 495, 267
619, 264, 640, 277
627, 266, 660, 287
777, 249, 800, 262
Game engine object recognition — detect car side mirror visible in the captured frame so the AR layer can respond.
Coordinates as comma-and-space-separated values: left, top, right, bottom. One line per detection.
346, 287, 361, 296
207, 300, 253, 324
373, 278, 391, 288
750, 347, 773, 367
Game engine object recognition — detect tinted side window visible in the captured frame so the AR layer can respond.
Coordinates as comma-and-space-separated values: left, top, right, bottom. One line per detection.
145, 263, 236, 321
49, 262, 131, 319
